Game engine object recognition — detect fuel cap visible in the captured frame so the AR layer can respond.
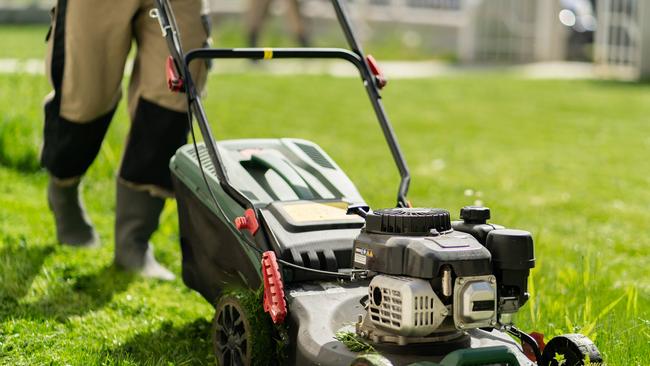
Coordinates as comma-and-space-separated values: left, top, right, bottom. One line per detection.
365, 208, 452, 235
460, 206, 490, 224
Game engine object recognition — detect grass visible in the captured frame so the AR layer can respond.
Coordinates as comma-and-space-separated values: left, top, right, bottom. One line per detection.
0, 25, 49, 60
0, 27, 649, 365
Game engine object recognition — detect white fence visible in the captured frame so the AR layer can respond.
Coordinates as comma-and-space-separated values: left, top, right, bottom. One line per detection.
1, 0, 568, 64
0, 0, 52, 22
209, 0, 465, 26
209, 0, 565, 63
0, 0, 51, 8
462, 0, 565, 63
594, 0, 648, 80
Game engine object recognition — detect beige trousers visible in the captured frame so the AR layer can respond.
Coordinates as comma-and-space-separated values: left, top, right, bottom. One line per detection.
46, 0, 208, 123
247, 0, 307, 41
42, 0, 209, 195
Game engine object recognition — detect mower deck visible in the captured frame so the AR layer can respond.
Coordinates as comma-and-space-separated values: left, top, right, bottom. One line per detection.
286, 281, 534, 366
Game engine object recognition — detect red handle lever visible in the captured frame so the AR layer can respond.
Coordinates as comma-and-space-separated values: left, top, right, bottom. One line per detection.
366, 54, 387, 89
261, 251, 287, 324
234, 208, 259, 236
166, 56, 184, 92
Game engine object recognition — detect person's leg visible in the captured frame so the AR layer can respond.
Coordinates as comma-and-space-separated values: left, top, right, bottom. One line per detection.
247, 0, 273, 47
284, 0, 309, 47
42, 0, 135, 247
113, 0, 209, 280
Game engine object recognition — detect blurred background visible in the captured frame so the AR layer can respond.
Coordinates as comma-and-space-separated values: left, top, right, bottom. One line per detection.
1, 0, 648, 80
0, 1, 648, 365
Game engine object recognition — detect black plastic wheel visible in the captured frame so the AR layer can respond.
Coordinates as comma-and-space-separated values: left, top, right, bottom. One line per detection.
540, 334, 603, 366
213, 295, 253, 366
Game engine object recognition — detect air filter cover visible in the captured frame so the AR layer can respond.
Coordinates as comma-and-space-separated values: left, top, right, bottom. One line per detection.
365, 208, 452, 235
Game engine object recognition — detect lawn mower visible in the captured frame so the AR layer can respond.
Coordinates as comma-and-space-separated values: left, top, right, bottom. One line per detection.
151, 1, 603, 365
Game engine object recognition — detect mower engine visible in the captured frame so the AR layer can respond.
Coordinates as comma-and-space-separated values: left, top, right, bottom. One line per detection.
353, 207, 535, 345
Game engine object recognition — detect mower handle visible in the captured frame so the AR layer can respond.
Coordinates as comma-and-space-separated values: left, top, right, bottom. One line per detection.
185, 46, 412, 206
154, 0, 411, 208
330, 0, 412, 208
185, 47, 362, 65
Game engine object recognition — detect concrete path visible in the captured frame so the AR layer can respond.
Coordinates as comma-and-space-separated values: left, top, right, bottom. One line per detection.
0, 58, 597, 80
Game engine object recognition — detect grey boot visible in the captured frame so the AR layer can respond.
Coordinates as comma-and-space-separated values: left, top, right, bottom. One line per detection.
114, 181, 175, 281
48, 178, 100, 247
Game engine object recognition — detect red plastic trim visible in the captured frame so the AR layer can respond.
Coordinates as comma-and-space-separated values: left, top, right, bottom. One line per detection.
166, 56, 184, 92
261, 251, 287, 324
234, 208, 259, 236
366, 54, 387, 89
523, 332, 546, 362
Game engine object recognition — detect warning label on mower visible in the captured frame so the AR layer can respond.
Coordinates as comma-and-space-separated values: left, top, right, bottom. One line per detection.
354, 247, 372, 266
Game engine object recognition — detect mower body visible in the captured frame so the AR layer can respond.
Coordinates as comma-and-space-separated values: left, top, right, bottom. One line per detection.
171, 139, 534, 365
286, 281, 532, 365
155, 0, 602, 362
171, 138, 366, 302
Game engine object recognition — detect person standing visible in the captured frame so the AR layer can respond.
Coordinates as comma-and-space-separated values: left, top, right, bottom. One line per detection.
247, 0, 310, 47
42, 0, 210, 280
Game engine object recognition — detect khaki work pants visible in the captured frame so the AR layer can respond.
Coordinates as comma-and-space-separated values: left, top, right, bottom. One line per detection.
41, 0, 209, 197
247, 0, 308, 47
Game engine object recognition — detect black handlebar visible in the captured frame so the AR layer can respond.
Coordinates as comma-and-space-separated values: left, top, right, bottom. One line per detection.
154, 0, 411, 208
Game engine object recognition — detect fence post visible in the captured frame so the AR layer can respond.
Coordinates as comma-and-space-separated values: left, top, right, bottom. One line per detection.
458, 0, 481, 63
534, 0, 566, 61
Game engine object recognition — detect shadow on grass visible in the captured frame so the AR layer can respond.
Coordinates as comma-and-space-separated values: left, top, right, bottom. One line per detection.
101, 318, 215, 365
0, 253, 135, 322
0, 237, 54, 302
0, 116, 41, 173
20, 264, 135, 322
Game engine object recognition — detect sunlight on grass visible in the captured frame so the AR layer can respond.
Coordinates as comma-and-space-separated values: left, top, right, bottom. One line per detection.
0, 71, 648, 364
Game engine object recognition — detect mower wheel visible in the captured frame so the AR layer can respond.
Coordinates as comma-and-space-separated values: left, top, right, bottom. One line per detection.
213, 295, 254, 366
349, 353, 394, 366
539, 334, 603, 366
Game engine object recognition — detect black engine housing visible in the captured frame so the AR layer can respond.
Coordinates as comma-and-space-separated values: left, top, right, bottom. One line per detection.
353, 208, 492, 278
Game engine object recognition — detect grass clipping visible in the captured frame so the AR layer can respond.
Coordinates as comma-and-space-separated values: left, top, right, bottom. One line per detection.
335, 330, 376, 353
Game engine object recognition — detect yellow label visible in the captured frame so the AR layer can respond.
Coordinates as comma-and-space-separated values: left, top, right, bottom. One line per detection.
282, 202, 358, 223
263, 48, 273, 60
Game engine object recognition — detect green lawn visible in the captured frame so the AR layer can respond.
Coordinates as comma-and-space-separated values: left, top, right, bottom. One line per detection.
1, 27, 649, 366
0, 25, 49, 59
1, 70, 649, 365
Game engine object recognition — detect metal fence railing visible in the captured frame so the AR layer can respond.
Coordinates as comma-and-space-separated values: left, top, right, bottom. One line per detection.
207, 0, 466, 26
207, 0, 565, 63
0, 0, 52, 8
0, 0, 52, 23
1, 0, 569, 64
594, 0, 643, 79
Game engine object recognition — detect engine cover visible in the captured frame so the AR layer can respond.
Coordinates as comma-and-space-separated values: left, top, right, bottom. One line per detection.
353, 208, 492, 278
368, 275, 448, 336
452, 275, 497, 329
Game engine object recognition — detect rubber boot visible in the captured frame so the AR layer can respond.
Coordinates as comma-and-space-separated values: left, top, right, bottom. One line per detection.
247, 31, 259, 48
297, 33, 310, 48
114, 181, 175, 281
47, 178, 100, 247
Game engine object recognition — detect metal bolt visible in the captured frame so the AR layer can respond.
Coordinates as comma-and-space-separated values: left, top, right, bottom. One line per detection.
458, 322, 464, 329
458, 278, 465, 285
490, 277, 496, 284
490, 320, 497, 326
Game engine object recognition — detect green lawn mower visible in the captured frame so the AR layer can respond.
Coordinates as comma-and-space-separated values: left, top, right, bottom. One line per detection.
152, 0, 603, 365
